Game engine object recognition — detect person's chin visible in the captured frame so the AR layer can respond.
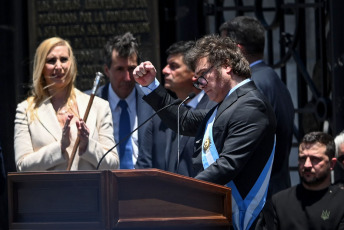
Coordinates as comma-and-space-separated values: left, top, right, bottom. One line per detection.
164, 83, 172, 90
301, 177, 317, 186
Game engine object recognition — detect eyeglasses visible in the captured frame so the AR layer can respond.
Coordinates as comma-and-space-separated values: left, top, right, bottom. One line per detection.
193, 65, 214, 90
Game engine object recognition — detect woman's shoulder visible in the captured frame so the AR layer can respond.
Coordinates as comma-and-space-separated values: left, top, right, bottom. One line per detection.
17, 97, 34, 109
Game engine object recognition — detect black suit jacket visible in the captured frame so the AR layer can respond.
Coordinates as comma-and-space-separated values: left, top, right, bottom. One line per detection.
251, 61, 295, 196
87, 83, 161, 168
143, 81, 276, 199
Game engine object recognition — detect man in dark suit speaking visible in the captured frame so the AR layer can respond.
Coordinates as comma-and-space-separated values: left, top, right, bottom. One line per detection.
133, 35, 276, 230
220, 16, 295, 197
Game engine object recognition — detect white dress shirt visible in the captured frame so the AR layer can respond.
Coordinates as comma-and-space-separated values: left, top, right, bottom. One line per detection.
107, 84, 138, 165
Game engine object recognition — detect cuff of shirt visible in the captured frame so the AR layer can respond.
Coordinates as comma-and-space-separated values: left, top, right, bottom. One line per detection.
139, 78, 160, 95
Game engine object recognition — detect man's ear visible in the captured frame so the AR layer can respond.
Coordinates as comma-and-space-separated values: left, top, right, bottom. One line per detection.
330, 158, 337, 170
104, 64, 110, 78
224, 65, 232, 75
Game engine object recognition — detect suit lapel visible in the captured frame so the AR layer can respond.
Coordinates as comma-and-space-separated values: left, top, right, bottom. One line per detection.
36, 99, 61, 141
178, 135, 190, 155
35, 89, 99, 142
215, 92, 238, 121
100, 83, 109, 100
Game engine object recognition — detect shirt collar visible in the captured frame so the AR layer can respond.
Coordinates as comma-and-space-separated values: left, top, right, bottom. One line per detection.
250, 59, 263, 67
108, 84, 136, 112
225, 78, 251, 99
187, 91, 205, 109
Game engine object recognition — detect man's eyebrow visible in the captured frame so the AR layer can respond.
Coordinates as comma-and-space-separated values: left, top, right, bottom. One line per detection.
195, 68, 207, 76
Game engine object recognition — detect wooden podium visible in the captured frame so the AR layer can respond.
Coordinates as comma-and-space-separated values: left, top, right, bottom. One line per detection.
7, 169, 231, 230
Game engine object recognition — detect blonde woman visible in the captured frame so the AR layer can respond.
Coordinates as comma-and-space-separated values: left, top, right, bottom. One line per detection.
14, 37, 119, 171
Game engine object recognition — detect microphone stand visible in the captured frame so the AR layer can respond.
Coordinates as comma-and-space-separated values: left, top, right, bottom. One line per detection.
176, 92, 196, 173
66, 72, 103, 171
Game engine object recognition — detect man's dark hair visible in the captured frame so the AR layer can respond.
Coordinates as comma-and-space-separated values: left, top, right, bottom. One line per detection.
301, 131, 335, 159
166, 40, 195, 70
166, 41, 195, 57
220, 16, 265, 58
104, 32, 140, 67
185, 34, 251, 79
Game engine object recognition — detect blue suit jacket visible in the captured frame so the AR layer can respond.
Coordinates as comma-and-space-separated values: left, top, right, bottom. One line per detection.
136, 114, 170, 170
89, 83, 161, 168
251, 61, 295, 196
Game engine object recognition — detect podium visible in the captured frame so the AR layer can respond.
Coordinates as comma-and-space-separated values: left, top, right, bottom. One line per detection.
7, 169, 231, 230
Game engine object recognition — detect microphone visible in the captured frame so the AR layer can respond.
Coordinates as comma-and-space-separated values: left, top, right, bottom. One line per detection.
67, 72, 103, 170
176, 92, 196, 172
96, 97, 183, 170
91, 72, 103, 94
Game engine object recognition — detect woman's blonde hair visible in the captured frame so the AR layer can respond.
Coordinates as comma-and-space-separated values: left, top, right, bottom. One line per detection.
27, 37, 77, 120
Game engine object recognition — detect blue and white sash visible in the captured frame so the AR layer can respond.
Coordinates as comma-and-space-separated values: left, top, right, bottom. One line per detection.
201, 109, 275, 230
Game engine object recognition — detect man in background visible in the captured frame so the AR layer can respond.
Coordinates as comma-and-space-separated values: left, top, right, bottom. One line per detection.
89, 32, 161, 169
334, 131, 344, 187
137, 41, 216, 176
220, 16, 295, 196
260, 132, 344, 229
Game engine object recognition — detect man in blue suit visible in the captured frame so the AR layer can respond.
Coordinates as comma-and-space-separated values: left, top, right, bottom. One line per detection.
137, 41, 216, 176
89, 32, 158, 169
220, 16, 295, 197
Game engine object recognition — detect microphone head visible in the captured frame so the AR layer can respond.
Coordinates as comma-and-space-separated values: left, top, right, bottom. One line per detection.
95, 72, 104, 78
91, 72, 104, 94
188, 92, 196, 100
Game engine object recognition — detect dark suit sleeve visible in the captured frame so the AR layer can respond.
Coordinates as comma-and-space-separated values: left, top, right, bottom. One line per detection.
143, 85, 208, 136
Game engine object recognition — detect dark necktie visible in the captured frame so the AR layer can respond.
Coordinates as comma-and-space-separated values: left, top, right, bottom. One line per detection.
118, 100, 134, 169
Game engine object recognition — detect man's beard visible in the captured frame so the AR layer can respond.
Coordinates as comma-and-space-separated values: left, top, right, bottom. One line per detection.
300, 169, 329, 186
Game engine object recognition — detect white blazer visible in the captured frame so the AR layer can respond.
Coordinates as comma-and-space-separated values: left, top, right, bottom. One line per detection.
14, 89, 119, 171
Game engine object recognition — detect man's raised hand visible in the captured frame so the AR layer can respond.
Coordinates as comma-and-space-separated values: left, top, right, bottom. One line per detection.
133, 61, 157, 86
